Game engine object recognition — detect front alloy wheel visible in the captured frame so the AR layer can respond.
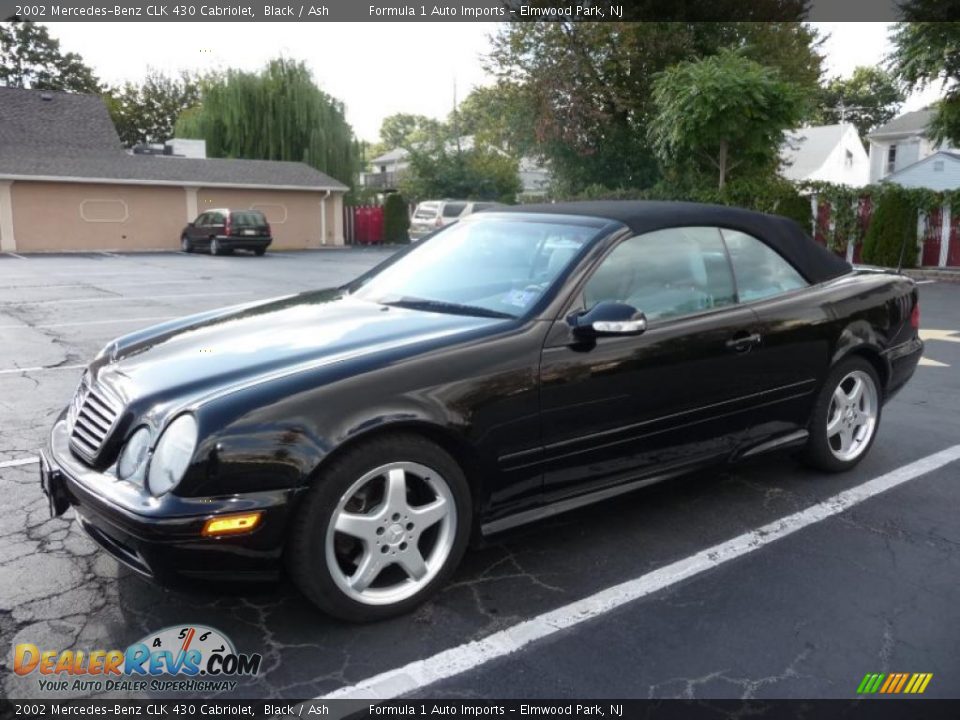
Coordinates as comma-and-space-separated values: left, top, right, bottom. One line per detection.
181, 235, 192, 253
326, 462, 456, 606
287, 434, 471, 621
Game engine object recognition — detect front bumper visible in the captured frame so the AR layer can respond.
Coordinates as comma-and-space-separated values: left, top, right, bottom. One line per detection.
44, 419, 297, 584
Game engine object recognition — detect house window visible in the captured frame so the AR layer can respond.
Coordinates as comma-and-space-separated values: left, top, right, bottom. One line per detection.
845, 150, 854, 167
934, 160, 945, 172
887, 144, 897, 174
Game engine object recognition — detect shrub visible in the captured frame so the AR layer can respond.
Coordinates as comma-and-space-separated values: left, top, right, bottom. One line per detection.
862, 187, 917, 268
383, 193, 410, 244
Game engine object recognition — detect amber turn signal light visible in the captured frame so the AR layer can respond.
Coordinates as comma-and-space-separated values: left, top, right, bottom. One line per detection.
202, 512, 262, 537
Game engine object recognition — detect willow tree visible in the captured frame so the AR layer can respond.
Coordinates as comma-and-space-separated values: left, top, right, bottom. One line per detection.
176, 58, 359, 185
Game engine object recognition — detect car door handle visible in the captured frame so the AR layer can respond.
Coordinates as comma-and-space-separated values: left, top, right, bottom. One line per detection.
726, 332, 762, 352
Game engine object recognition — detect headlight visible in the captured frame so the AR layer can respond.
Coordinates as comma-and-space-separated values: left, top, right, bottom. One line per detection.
117, 426, 152, 485
147, 414, 198, 497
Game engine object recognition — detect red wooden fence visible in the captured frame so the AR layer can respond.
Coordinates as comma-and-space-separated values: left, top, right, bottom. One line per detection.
343, 205, 385, 245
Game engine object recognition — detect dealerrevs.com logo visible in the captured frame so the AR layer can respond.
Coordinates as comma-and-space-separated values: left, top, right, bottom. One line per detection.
13, 624, 262, 693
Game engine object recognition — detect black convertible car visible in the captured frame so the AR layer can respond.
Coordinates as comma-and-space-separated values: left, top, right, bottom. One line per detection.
40, 201, 922, 621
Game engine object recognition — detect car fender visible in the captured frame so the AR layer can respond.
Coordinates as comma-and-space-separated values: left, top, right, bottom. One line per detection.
829, 318, 891, 385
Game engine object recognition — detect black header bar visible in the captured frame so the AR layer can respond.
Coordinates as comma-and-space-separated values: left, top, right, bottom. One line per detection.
0, 0, 942, 23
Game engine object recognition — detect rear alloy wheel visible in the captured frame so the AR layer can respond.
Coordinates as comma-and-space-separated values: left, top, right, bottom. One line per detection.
803, 357, 882, 472
180, 235, 192, 253
287, 435, 471, 621
210, 238, 222, 256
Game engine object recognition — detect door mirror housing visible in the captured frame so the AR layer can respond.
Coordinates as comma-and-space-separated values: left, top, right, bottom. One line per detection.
572, 301, 647, 338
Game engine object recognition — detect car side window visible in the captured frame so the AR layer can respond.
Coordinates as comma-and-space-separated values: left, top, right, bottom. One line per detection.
721, 229, 808, 302
583, 227, 737, 322
194, 213, 209, 226
442, 202, 467, 218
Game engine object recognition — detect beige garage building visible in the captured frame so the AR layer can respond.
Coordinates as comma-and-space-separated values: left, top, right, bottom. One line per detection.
0, 88, 348, 253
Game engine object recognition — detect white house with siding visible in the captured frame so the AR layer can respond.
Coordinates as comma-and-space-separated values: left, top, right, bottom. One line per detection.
884, 150, 960, 191
866, 109, 956, 184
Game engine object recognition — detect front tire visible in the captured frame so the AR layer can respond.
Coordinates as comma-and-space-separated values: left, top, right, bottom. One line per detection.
286, 434, 472, 622
181, 235, 192, 253
803, 357, 882, 473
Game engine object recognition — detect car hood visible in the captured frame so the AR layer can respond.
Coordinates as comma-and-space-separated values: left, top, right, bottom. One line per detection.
90, 289, 504, 407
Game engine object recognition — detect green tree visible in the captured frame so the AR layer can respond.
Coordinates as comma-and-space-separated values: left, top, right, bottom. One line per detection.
399, 146, 520, 203
861, 187, 917, 268
378, 113, 446, 149
815, 66, 905, 139
650, 49, 806, 190
487, 21, 823, 194
0, 21, 100, 93
383, 193, 411, 243
175, 58, 359, 185
889, 16, 960, 145
104, 70, 200, 147
455, 82, 538, 157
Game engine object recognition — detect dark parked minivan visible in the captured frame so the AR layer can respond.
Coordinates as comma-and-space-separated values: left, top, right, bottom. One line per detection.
181, 209, 272, 256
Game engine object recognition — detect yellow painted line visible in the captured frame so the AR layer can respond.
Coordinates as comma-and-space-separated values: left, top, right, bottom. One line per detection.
920, 329, 960, 343
917, 673, 933, 694
879, 674, 895, 693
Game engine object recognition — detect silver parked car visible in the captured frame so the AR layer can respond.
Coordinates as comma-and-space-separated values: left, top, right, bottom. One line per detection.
409, 199, 502, 239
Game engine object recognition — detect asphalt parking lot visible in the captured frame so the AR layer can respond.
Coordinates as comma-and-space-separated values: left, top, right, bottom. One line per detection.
1, 249, 958, 702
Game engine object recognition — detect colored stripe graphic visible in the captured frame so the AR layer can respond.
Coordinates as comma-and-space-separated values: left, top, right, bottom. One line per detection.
858, 672, 933, 694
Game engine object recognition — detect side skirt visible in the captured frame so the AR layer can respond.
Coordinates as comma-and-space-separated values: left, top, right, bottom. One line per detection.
480, 467, 691, 536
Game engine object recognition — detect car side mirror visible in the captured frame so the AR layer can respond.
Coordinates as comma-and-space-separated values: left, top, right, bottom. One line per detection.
572, 301, 647, 339
187, 222, 195, 227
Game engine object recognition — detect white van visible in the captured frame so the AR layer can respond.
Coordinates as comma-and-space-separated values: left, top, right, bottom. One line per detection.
409, 199, 502, 239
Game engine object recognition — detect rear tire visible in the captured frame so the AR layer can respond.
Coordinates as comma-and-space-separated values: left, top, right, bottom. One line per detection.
802, 357, 882, 473
210, 238, 222, 256
286, 434, 472, 622
254, 248, 266, 257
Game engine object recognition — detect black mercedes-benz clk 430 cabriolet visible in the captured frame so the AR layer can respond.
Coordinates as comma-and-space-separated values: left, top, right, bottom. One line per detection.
40, 201, 923, 621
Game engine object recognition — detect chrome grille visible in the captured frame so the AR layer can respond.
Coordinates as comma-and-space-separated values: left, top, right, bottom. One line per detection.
68, 380, 121, 462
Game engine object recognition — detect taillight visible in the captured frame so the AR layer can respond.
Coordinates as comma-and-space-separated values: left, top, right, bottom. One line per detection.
224, 216, 232, 235
910, 300, 920, 329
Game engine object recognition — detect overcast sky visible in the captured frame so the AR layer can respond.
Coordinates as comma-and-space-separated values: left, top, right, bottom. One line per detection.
46, 22, 943, 143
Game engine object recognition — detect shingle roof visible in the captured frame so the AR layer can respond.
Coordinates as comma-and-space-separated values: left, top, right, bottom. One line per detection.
0, 87, 123, 151
0, 149, 348, 189
780, 124, 847, 181
868, 109, 934, 138
0, 87, 348, 190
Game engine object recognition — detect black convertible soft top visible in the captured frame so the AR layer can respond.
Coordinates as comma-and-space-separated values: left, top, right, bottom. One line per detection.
493, 200, 852, 284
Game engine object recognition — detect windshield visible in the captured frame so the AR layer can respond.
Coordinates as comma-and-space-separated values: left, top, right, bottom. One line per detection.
350, 217, 599, 318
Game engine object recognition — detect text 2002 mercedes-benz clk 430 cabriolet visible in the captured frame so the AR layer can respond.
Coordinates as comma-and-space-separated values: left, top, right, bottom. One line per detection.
41, 201, 922, 621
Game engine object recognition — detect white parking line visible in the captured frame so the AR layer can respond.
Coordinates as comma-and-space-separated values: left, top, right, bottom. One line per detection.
0, 291, 252, 306
5, 252, 27, 260
0, 316, 174, 330
0, 456, 39, 469
322, 444, 960, 700
0, 364, 85, 375
916, 280, 937, 285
